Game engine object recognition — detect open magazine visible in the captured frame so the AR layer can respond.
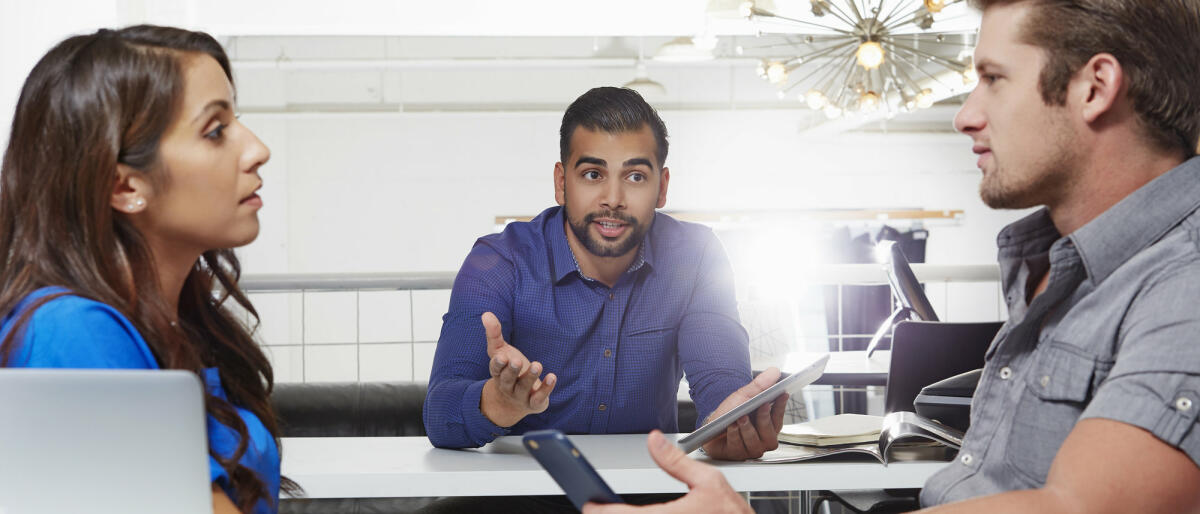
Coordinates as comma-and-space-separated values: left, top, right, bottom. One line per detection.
755, 411, 964, 466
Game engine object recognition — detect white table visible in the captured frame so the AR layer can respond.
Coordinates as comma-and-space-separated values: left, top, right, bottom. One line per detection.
753, 351, 891, 387
281, 433, 947, 499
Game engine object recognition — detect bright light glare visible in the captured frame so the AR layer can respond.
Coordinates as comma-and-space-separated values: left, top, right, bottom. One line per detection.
804, 89, 828, 110
766, 61, 788, 84
874, 240, 895, 264
855, 41, 885, 69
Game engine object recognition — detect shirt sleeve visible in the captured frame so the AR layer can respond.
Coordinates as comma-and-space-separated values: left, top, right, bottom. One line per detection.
1081, 263, 1200, 466
14, 295, 158, 369
677, 232, 753, 427
423, 241, 518, 448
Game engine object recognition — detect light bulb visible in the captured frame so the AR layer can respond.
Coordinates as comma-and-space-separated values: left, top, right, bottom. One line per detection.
856, 41, 885, 69
823, 104, 843, 119
804, 89, 828, 110
962, 67, 978, 85
916, 88, 934, 109
924, 0, 946, 13
859, 91, 880, 112
766, 61, 788, 84
738, 1, 754, 17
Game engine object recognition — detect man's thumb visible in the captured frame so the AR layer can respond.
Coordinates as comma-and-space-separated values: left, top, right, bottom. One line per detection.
482, 312, 506, 354
646, 430, 711, 488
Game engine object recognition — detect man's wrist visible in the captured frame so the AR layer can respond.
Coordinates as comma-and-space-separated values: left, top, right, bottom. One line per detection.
480, 378, 524, 427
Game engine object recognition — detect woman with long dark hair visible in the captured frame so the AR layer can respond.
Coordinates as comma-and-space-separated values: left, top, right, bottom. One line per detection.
0, 25, 291, 513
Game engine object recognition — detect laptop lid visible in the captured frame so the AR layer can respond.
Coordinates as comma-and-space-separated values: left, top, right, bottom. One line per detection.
884, 320, 1001, 414
0, 369, 211, 514
882, 241, 938, 322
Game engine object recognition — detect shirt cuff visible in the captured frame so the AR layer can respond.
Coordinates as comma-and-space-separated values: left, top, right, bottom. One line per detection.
1081, 375, 1200, 467
694, 375, 752, 427
461, 378, 511, 446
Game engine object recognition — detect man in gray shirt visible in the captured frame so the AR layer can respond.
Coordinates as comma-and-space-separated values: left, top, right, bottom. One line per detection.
587, 1, 1200, 513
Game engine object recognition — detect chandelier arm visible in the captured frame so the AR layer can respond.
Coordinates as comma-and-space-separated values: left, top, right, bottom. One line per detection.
887, 45, 959, 90
878, 0, 914, 28
819, 51, 861, 93
845, 0, 866, 22
796, 49, 858, 94
885, 40, 967, 69
751, 11, 860, 36
820, 2, 863, 28
789, 38, 860, 65
885, 35, 978, 47
891, 56, 926, 94
740, 35, 850, 53
882, 6, 934, 31
830, 54, 864, 107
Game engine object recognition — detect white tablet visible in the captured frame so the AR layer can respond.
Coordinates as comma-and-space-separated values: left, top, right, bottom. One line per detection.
677, 353, 829, 454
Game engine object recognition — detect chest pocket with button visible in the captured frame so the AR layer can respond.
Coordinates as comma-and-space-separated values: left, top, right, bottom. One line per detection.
1005, 342, 1113, 485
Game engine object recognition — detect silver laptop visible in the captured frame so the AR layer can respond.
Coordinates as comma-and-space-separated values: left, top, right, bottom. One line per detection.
0, 369, 211, 514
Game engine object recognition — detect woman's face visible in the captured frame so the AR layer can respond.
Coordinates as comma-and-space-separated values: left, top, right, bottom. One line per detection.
137, 53, 269, 255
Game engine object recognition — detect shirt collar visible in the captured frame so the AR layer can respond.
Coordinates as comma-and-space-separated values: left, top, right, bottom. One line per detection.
547, 206, 655, 284
1070, 156, 1200, 286
996, 207, 1061, 260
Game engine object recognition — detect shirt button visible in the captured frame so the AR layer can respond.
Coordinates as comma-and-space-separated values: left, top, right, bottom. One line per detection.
608, 293, 614, 300
604, 349, 612, 358
999, 367, 1013, 380
960, 453, 973, 465
1040, 375, 1050, 388
598, 403, 607, 411
1176, 397, 1193, 412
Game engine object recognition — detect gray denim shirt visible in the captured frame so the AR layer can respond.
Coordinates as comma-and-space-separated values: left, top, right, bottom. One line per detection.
921, 156, 1200, 506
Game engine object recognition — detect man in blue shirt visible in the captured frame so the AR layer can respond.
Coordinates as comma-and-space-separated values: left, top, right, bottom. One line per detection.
424, 87, 786, 462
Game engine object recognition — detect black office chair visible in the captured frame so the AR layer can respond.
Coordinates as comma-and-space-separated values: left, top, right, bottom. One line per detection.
813, 321, 1002, 514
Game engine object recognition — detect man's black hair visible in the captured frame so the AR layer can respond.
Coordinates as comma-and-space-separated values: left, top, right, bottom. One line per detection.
558, 87, 669, 169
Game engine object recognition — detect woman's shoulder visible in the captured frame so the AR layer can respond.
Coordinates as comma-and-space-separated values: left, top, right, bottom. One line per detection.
4, 287, 158, 369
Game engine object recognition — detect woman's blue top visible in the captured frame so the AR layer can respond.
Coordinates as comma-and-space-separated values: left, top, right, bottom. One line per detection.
1, 287, 281, 513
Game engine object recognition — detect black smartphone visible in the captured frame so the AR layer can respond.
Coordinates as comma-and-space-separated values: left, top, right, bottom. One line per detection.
522, 429, 624, 511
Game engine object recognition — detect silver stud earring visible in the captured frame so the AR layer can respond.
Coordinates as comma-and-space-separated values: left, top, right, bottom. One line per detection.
135, 198, 145, 207
126, 203, 136, 211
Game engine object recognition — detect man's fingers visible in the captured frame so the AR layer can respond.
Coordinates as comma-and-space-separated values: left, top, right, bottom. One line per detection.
735, 416, 764, 458
726, 367, 783, 406
770, 393, 789, 429
647, 430, 723, 488
753, 402, 779, 450
528, 373, 556, 411
497, 359, 520, 392
482, 312, 507, 356
488, 355, 510, 378
514, 361, 542, 396
582, 502, 644, 514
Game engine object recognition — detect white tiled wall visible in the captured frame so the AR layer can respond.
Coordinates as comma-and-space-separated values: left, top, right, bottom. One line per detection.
249, 289, 451, 383
246, 279, 1004, 385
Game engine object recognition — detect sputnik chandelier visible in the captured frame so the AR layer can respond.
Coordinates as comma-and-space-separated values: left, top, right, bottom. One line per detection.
737, 0, 977, 119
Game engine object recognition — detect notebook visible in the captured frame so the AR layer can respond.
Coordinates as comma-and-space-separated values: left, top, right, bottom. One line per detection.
0, 369, 212, 514
779, 413, 884, 447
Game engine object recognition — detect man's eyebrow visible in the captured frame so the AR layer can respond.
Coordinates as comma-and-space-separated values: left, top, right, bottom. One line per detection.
975, 58, 1003, 72
191, 99, 232, 125
574, 156, 607, 168
623, 157, 654, 169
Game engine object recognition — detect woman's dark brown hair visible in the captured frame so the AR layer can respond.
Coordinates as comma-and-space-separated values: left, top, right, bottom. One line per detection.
0, 25, 292, 512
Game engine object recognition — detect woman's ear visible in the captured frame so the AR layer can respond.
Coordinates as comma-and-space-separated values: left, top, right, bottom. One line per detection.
111, 163, 151, 214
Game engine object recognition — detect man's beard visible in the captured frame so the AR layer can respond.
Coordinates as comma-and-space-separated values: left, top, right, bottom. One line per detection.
980, 120, 1076, 210
979, 158, 1073, 209
565, 205, 649, 258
